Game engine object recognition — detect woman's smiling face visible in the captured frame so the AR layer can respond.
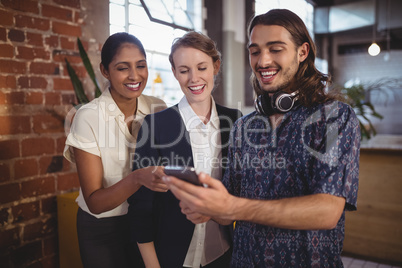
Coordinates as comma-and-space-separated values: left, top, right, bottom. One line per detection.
171, 46, 220, 106
101, 42, 148, 101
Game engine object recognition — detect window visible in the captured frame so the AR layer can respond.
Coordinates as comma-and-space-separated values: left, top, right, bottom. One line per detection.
109, 0, 202, 105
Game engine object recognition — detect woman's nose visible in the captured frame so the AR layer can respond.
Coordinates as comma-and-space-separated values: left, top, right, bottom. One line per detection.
128, 69, 138, 80
189, 70, 199, 83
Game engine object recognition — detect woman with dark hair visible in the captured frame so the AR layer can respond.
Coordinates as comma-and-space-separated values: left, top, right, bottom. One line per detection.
128, 31, 242, 268
64, 32, 167, 267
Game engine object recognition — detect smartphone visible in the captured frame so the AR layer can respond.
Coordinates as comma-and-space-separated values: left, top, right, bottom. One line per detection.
164, 166, 203, 186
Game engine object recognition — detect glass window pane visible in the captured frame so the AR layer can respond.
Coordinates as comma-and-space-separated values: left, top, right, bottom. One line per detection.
110, 0, 125, 4
110, 24, 125, 35
129, 4, 150, 25
142, 0, 173, 23
129, 0, 141, 4
110, 3, 125, 27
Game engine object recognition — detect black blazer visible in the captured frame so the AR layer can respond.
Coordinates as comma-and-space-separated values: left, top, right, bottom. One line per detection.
128, 103, 241, 268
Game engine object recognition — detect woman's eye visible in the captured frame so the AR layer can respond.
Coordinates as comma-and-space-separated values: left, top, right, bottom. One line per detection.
137, 65, 146, 69
117, 67, 128, 71
179, 70, 188, 74
199, 67, 207, 71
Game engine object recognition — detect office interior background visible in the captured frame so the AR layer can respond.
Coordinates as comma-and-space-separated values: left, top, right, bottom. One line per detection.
0, 0, 401, 267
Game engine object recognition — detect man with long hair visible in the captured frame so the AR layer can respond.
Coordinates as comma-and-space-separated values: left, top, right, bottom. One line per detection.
164, 9, 360, 267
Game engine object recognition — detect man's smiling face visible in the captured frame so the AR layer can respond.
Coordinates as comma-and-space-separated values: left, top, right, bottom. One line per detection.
248, 24, 308, 94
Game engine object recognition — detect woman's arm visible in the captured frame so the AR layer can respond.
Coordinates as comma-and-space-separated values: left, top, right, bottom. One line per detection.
74, 147, 167, 215
137, 242, 161, 268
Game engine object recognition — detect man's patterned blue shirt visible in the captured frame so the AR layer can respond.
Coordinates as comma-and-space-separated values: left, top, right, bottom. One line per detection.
222, 101, 360, 267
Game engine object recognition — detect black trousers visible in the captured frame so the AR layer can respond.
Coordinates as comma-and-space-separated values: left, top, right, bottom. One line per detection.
76, 208, 144, 268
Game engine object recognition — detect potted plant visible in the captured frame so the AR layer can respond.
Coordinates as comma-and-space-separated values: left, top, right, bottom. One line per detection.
341, 77, 402, 139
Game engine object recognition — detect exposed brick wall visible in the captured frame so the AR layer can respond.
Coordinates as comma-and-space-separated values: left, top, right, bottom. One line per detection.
0, 0, 104, 266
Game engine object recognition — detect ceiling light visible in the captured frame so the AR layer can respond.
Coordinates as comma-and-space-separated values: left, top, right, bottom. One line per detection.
368, 42, 380, 56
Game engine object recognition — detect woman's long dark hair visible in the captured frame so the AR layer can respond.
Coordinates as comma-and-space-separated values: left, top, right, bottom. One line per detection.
248, 9, 342, 106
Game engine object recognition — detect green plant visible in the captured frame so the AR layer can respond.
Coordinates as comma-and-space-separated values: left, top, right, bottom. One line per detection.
342, 83, 382, 139
65, 38, 102, 105
341, 77, 401, 139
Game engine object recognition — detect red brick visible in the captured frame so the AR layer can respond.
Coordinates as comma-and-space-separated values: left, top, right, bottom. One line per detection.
52, 21, 81, 37
57, 172, 80, 191
41, 196, 57, 215
0, 115, 31, 135
0, 162, 11, 182
53, 77, 73, 91
0, 44, 14, 58
0, 75, 17, 89
32, 113, 64, 134
21, 176, 56, 199
44, 92, 60, 105
3, 91, 25, 104
29, 62, 59, 75
21, 137, 54, 157
10, 240, 42, 267
39, 155, 64, 174
17, 46, 50, 60
56, 136, 67, 154
63, 64, 86, 77
53, 0, 80, 9
0, 60, 27, 74
26, 92, 43, 104
44, 35, 59, 48
0, 227, 20, 250
41, 255, 58, 268
12, 201, 40, 223
43, 235, 58, 257
0, 91, 4, 104
2, 0, 39, 14
0, 207, 10, 226
14, 158, 38, 179
0, 182, 21, 204
26, 32, 43, 47
60, 36, 76, 50
18, 76, 48, 89
0, 9, 13, 26
0, 28, 6, 41
15, 14, 50, 31
8, 29, 25, 42
23, 217, 57, 243
42, 4, 73, 21
62, 93, 77, 105
56, 53, 81, 64
0, 139, 20, 160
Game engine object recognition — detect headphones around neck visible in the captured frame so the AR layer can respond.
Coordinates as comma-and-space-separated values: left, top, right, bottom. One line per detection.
254, 91, 299, 116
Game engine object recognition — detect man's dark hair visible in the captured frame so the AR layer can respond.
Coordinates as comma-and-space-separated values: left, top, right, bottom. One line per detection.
248, 9, 341, 106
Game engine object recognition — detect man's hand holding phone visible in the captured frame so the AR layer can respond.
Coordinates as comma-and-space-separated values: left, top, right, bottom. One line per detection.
164, 166, 206, 187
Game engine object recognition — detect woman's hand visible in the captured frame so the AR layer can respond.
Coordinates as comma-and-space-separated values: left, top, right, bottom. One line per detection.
134, 166, 168, 192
